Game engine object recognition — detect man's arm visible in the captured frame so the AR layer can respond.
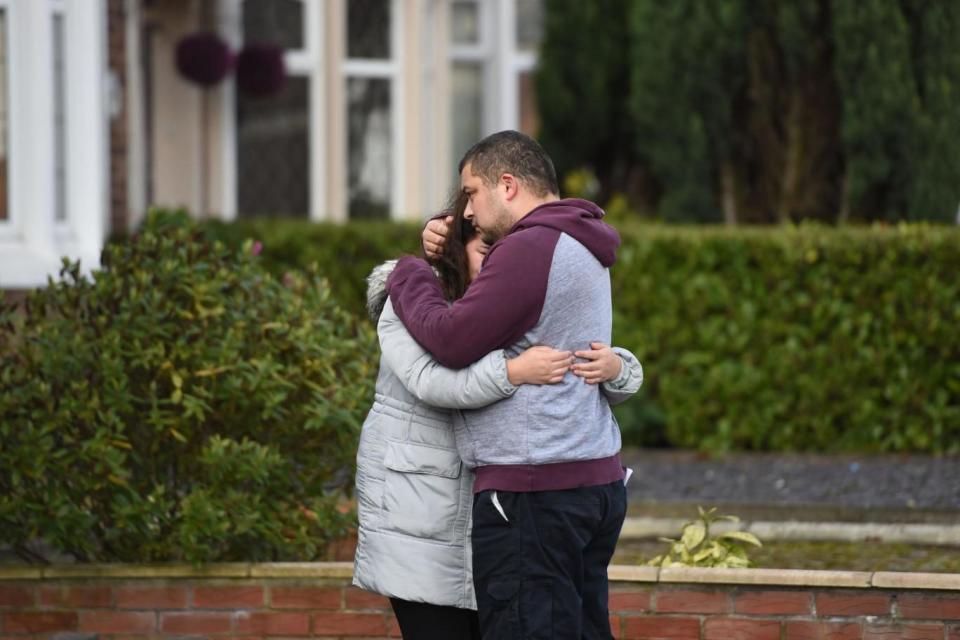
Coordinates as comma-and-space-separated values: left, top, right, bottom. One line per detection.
387, 228, 559, 368
378, 299, 517, 409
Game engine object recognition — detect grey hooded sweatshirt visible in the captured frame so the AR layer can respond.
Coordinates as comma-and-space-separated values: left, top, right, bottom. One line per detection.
387, 199, 630, 493
353, 260, 642, 608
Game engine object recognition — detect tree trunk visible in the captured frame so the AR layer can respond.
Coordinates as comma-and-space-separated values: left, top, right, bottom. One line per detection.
720, 161, 739, 225
777, 90, 803, 224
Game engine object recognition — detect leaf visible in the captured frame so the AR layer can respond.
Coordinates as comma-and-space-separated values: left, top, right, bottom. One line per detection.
681, 522, 706, 550
720, 531, 763, 547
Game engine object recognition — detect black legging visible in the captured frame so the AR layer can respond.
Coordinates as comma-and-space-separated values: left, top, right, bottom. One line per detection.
389, 598, 480, 640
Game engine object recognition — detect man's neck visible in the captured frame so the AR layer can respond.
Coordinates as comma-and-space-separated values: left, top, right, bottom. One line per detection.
514, 194, 560, 223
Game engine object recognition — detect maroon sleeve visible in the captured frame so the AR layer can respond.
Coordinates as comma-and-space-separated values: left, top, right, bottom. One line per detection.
387, 227, 561, 368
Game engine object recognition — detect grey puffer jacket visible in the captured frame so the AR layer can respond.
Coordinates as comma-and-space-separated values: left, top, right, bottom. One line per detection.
352, 260, 643, 609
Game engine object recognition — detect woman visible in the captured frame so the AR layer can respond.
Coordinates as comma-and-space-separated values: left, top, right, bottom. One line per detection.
353, 194, 643, 639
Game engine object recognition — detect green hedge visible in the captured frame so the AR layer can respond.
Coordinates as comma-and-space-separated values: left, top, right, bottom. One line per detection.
612, 223, 960, 453
203, 218, 422, 318
204, 218, 960, 454
1, 212, 376, 563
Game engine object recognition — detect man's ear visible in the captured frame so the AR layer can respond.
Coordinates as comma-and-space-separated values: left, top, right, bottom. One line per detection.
500, 173, 519, 201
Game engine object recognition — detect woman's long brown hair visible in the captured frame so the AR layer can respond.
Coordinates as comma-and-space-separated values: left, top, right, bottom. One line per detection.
428, 190, 477, 302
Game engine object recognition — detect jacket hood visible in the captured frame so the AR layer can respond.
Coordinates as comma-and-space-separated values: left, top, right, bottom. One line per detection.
366, 259, 398, 322
510, 198, 620, 267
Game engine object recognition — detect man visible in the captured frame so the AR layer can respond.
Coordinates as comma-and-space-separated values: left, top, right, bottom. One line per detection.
386, 130, 627, 639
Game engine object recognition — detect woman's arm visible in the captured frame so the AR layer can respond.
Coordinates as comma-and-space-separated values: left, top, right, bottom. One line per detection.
378, 299, 570, 409
572, 342, 644, 406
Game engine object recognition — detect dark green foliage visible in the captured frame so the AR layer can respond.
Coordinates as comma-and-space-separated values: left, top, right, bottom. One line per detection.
0, 212, 377, 563
832, 0, 960, 222
539, 0, 960, 224
612, 223, 960, 452
535, 0, 646, 206
628, 0, 749, 222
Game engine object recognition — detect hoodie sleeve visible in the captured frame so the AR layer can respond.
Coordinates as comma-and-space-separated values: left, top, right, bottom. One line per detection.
387, 227, 560, 368
601, 347, 644, 406
378, 299, 517, 408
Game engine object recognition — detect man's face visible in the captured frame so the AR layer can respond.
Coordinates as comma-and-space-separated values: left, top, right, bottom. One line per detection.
461, 163, 513, 245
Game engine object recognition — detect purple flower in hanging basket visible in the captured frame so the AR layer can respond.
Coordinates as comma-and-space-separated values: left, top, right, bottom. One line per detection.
175, 32, 233, 87
236, 43, 287, 98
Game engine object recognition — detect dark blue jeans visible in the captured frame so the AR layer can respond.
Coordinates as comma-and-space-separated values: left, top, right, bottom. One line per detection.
471, 481, 627, 640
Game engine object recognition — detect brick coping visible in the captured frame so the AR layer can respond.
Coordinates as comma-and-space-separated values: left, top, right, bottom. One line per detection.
0, 563, 958, 591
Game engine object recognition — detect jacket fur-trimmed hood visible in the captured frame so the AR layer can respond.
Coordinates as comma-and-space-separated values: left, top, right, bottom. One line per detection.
365, 259, 398, 322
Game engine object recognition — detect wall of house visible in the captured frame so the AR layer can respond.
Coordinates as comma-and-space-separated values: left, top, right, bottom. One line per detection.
1, 564, 959, 639
107, 0, 130, 234
143, 0, 230, 218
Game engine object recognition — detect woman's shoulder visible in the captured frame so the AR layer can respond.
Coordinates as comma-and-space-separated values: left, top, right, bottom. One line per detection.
366, 259, 398, 322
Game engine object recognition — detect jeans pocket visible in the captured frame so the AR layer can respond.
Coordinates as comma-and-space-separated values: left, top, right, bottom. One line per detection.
481, 579, 520, 640
519, 581, 554, 640
480, 579, 555, 640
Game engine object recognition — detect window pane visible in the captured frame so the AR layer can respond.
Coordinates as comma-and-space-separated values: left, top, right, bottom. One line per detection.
451, 62, 483, 166
451, 1, 479, 45
347, 0, 390, 59
518, 70, 539, 137
347, 77, 391, 220
243, 0, 303, 50
237, 77, 310, 218
53, 13, 67, 222
515, 0, 544, 52
0, 9, 8, 222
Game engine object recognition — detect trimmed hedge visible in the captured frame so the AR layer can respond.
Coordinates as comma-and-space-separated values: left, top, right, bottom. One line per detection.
203, 219, 960, 454
203, 218, 422, 318
612, 223, 960, 453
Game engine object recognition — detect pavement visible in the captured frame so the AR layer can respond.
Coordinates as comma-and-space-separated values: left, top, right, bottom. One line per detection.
620, 448, 960, 525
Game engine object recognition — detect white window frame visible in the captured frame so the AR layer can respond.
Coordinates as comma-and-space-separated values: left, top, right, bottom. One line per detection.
0, 0, 107, 289
446, 0, 540, 141
51, 0, 68, 234
449, 0, 497, 136
0, 0, 20, 243
341, 0, 403, 220
227, 0, 326, 221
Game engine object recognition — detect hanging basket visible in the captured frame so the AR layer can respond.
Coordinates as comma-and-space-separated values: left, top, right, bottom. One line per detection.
236, 43, 287, 98
175, 32, 233, 87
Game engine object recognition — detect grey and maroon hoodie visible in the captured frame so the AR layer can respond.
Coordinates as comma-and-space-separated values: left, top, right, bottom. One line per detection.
386, 198, 624, 493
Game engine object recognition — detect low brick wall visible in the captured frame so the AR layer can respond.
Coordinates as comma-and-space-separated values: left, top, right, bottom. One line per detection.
1, 564, 959, 638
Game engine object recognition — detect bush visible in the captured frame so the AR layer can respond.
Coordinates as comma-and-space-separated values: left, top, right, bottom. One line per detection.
202, 218, 422, 318
0, 212, 377, 563
612, 222, 960, 453
203, 216, 960, 454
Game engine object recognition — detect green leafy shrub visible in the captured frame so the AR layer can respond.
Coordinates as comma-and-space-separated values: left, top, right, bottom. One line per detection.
647, 507, 762, 569
201, 217, 422, 318
196, 215, 960, 453
613, 222, 960, 453
0, 211, 377, 563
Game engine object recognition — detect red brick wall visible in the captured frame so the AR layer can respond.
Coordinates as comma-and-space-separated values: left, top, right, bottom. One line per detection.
608, 585, 960, 639
2, 579, 960, 639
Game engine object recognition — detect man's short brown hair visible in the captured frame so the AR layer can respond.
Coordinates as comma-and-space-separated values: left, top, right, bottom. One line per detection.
459, 130, 559, 197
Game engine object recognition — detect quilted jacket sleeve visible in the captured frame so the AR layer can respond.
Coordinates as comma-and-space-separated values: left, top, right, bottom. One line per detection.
601, 347, 644, 406
377, 299, 518, 410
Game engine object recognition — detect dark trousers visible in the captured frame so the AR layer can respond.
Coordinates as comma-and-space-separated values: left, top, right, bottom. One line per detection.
471, 481, 627, 640
389, 598, 481, 640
